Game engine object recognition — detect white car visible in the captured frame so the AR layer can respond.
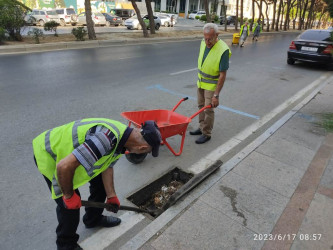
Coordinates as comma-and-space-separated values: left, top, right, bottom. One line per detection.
157, 14, 177, 27
77, 12, 107, 26
195, 11, 206, 19
54, 8, 78, 26
125, 15, 161, 30
188, 11, 198, 19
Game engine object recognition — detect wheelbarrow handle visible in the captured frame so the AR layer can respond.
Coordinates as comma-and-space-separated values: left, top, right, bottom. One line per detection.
189, 104, 212, 120
172, 97, 189, 112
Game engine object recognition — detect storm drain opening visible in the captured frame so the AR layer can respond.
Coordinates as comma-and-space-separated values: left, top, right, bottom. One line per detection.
127, 167, 193, 218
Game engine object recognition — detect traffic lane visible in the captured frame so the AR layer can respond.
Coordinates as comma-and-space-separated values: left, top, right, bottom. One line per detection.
0, 33, 329, 249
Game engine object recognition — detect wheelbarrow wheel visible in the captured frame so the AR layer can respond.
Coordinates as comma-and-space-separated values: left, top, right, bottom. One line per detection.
125, 153, 148, 164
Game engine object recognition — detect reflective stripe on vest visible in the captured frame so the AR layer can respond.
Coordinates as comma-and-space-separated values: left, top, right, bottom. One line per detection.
71, 120, 121, 149
45, 129, 56, 162
198, 69, 220, 79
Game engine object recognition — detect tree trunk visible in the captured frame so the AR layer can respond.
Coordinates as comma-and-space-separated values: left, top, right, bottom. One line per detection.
279, 3, 284, 30
130, 0, 148, 37
223, 0, 227, 31
84, 0, 96, 40
251, 0, 255, 30
271, 0, 277, 30
305, 0, 315, 29
275, 0, 283, 31
300, 0, 309, 30
317, 5, 325, 28
263, 0, 269, 32
259, 0, 263, 23
241, 0, 244, 26
284, 0, 291, 31
235, 0, 239, 30
204, 0, 211, 23
292, 0, 298, 30
145, 0, 155, 34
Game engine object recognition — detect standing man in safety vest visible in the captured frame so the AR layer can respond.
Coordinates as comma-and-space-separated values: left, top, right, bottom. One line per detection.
32, 119, 161, 250
190, 23, 231, 144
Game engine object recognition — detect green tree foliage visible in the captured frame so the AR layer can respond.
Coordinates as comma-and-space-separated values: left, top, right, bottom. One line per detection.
72, 27, 87, 41
28, 28, 44, 43
44, 20, 60, 36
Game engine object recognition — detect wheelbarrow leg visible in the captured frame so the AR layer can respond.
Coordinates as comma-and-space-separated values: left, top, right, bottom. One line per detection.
162, 132, 186, 156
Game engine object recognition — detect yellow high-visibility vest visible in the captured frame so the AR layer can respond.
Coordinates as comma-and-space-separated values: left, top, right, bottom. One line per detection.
32, 118, 126, 199
197, 39, 231, 91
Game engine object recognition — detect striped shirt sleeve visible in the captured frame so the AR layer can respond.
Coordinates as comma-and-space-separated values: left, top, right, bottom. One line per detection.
72, 125, 117, 171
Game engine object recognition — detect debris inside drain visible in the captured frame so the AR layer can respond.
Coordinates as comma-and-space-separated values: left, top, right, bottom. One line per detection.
141, 180, 184, 210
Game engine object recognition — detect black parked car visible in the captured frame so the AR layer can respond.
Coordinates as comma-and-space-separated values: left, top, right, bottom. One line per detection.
102, 13, 122, 26
287, 29, 332, 66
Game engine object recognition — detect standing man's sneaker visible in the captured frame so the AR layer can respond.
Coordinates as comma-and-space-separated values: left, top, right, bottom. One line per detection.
189, 128, 202, 135
195, 135, 211, 144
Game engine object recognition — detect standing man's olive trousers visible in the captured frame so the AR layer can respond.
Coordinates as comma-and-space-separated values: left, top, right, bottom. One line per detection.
197, 88, 215, 137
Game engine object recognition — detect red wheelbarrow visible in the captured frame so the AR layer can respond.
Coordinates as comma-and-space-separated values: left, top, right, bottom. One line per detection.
121, 97, 211, 164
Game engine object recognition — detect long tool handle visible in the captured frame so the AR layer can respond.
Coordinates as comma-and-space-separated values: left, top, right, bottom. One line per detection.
81, 200, 151, 214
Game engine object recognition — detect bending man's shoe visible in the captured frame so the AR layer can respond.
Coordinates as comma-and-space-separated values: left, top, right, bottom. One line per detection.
189, 128, 202, 135
195, 135, 211, 144
86, 216, 121, 228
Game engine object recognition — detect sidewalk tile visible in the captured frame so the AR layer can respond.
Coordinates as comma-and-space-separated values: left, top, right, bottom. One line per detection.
200, 172, 289, 234
272, 113, 325, 151
290, 193, 333, 250
148, 202, 263, 250
320, 156, 333, 189
256, 136, 316, 171
232, 151, 304, 198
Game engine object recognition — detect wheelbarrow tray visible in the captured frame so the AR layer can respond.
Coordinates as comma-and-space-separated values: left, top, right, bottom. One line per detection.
121, 109, 191, 139
121, 97, 211, 158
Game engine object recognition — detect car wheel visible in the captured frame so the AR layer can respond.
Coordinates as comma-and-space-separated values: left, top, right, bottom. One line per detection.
127, 27, 131, 29
71, 23, 77, 26
287, 58, 295, 65
115, 24, 119, 27
137, 24, 142, 30
125, 153, 148, 164
39, 19, 45, 26
164, 21, 169, 27
155, 23, 160, 30
60, 19, 66, 26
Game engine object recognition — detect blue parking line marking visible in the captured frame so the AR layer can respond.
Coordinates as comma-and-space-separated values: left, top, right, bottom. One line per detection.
146, 84, 260, 120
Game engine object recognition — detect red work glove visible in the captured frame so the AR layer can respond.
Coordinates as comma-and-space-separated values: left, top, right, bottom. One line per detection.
106, 196, 120, 213
62, 192, 81, 209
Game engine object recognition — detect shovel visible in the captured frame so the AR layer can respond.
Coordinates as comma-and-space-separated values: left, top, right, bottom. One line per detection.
81, 200, 156, 216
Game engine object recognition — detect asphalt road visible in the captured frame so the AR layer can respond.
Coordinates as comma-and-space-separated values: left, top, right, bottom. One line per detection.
0, 32, 329, 250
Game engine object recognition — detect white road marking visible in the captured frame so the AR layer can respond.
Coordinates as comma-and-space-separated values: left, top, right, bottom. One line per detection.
79, 212, 145, 250
170, 68, 197, 75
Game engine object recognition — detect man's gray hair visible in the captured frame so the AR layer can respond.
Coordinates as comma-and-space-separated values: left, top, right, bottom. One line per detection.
203, 23, 219, 34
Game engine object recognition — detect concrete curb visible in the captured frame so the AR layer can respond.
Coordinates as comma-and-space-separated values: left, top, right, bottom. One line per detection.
0, 30, 301, 55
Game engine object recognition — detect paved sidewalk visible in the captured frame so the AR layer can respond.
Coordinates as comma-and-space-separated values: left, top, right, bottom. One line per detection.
128, 81, 333, 249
